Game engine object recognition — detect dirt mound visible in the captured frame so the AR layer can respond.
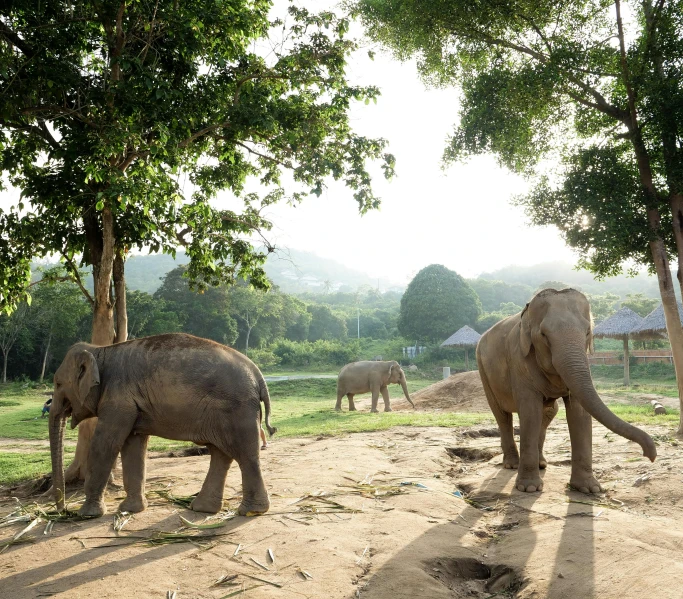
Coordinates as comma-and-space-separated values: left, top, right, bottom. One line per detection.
404, 371, 489, 412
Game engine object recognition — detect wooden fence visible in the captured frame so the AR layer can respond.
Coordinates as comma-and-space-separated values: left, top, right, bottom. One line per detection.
589, 350, 673, 365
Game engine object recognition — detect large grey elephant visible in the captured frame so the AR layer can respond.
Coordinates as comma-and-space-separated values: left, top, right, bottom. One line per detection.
336, 360, 415, 412
476, 288, 656, 494
49, 333, 275, 517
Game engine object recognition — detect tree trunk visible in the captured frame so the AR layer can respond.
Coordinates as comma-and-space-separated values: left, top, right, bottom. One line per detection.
113, 248, 128, 344
649, 237, 683, 433
66, 205, 116, 481
623, 337, 630, 387
245, 325, 252, 355
2, 351, 7, 383
40, 332, 52, 383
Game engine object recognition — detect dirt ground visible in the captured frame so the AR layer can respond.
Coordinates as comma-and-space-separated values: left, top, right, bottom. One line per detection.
400, 371, 490, 412
2, 417, 683, 599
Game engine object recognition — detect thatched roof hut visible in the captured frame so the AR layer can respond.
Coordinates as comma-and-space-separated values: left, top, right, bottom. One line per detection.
632, 301, 683, 336
441, 325, 481, 370
594, 308, 644, 339
441, 325, 482, 348
593, 307, 644, 385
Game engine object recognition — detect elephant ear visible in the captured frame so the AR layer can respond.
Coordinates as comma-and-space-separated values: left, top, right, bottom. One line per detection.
76, 350, 101, 416
519, 305, 532, 357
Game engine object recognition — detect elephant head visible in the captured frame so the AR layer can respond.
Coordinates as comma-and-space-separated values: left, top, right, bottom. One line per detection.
520, 289, 656, 461
387, 361, 415, 408
50, 345, 101, 510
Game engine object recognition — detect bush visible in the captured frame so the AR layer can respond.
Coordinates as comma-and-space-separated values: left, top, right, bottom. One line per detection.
270, 339, 361, 367
247, 348, 281, 369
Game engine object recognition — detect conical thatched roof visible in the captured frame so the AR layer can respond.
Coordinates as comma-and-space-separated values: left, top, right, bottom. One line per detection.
632, 301, 683, 337
441, 325, 482, 347
593, 307, 644, 339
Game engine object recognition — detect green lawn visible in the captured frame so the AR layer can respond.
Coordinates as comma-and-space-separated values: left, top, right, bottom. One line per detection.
0, 375, 679, 486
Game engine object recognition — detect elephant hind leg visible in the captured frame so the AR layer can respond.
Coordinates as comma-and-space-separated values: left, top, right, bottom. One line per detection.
480, 368, 518, 469
347, 393, 356, 411
335, 388, 344, 411
191, 445, 232, 514
119, 433, 149, 513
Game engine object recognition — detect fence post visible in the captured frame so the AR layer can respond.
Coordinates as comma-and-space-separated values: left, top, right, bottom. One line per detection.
443, 367, 451, 379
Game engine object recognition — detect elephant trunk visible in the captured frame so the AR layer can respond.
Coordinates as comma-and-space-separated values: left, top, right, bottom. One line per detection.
49, 405, 67, 511
400, 378, 415, 408
553, 342, 656, 461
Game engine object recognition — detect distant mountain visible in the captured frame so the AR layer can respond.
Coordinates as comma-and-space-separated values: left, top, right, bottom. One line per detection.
479, 261, 676, 299
123, 248, 403, 294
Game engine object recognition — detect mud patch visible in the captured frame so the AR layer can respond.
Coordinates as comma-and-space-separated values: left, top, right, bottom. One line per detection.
446, 446, 500, 461
461, 426, 520, 438
424, 557, 520, 595
161, 446, 209, 458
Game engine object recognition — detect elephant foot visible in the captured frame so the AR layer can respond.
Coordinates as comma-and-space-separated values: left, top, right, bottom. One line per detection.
539, 454, 548, 469
349, 406, 357, 411
119, 495, 148, 513
237, 496, 270, 517
190, 494, 223, 514
515, 476, 543, 493
79, 499, 107, 518
570, 473, 604, 494
503, 454, 519, 469
370, 409, 379, 413
335, 406, 342, 412
384, 407, 392, 412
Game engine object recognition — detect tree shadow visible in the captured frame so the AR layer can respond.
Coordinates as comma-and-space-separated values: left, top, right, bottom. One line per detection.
0, 509, 250, 598
545, 488, 596, 598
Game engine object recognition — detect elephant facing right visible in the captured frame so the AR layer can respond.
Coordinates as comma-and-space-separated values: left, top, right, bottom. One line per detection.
477, 288, 656, 494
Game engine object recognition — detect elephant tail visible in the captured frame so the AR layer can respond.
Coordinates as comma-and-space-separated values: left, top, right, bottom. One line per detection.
259, 376, 277, 437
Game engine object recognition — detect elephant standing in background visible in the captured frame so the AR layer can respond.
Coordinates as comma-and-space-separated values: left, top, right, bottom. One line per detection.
49, 333, 276, 517
476, 288, 656, 494
336, 361, 415, 412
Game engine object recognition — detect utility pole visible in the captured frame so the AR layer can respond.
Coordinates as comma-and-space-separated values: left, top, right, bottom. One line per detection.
357, 306, 360, 338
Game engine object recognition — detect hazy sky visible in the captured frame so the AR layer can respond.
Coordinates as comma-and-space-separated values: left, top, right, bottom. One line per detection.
221, 2, 577, 285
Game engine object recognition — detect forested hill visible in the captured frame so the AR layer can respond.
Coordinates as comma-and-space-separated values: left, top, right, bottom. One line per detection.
477, 261, 675, 300
124, 248, 402, 294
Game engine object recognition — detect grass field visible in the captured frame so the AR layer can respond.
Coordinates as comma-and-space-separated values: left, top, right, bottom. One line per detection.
0, 374, 679, 486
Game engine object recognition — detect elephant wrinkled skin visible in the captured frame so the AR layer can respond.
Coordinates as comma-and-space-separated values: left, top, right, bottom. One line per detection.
476, 288, 656, 494
336, 360, 415, 412
49, 333, 276, 518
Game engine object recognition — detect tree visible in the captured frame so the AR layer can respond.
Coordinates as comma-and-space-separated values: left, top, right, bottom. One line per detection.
587, 293, 620, 324
307, 305, 348, 341
398, 264, 481, 342
468, 279, 533, 312
229, 285, 283, 355
0, 1, 394, 343
154, 266, 237, 345
126, 290, 181, 339
622, 293, 660, 318
354, 0, 683, 430
31, 275, 91, 381
0, 302, 29, 382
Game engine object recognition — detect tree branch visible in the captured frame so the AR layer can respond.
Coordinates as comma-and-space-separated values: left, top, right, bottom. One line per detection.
61, 254, 94, 306
0, 20, 36, 57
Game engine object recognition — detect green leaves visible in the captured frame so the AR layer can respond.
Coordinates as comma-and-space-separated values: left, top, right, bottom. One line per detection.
0, 1, 393, 313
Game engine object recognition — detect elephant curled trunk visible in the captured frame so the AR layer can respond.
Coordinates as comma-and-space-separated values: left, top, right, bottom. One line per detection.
400, 378, 415, 408
553, 345, 657, 461
49, 407, 67, 511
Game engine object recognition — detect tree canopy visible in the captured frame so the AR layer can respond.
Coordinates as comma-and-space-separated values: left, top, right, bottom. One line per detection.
398, 264, 481, 342
0, 1, 394, 348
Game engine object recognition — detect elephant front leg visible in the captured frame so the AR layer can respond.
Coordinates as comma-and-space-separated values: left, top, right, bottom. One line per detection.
565, 396, 604, 494
191, 445, 232, 514
539, 399, 559, 469
370, 388, 380, 413
236, 454, 270, 516
347, 393, 357, 411
515, 393, 544, 492
81, 418, 133, 517
380, 386, 392, 412
119, 433, 149, 513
